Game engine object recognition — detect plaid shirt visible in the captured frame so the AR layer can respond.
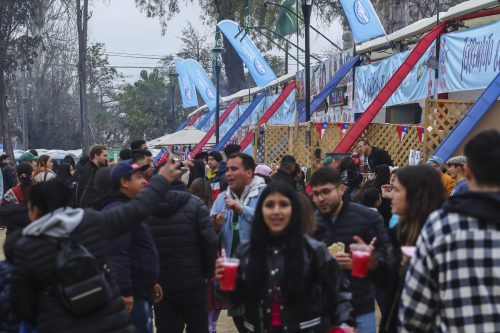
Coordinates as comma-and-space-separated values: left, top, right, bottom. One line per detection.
399, 207, 500, 332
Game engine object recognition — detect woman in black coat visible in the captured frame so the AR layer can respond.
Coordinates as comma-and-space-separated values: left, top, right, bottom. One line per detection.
9, 165, 179, 333
215, 182, 355, 333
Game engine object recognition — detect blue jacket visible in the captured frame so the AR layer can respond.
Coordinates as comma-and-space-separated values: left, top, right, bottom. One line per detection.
102, 191, 159, 302
210, 177, 266, 256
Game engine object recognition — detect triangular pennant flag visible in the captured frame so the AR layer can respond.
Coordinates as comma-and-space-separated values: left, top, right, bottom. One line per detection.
417, 127, 424, 143
337, 123, 349, 137
342, 123, 349, 135
396, 125, 403, 141
401, 125, 409, 141
316, 122, 327, 140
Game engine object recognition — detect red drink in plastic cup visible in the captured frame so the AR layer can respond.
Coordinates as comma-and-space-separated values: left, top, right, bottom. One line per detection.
350, 244, 371, 278
220, 258, 240, 291
328, 328, 349, 333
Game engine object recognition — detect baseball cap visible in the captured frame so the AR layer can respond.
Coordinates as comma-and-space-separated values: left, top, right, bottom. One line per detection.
426, 156, 444, 170
255, 164, 272, 177
446, 155, 467, 166
19, 152, 38, 162
110, 159, 149, 181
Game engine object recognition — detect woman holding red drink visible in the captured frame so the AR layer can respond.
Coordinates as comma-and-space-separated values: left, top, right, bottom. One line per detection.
215, 182, 355, 333
367, 165, 446, 333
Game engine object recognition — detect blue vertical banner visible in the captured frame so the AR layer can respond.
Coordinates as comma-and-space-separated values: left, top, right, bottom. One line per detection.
181, 59, 221, 111
217, 20, 277, 87
339, 0, 386, 44
174, 58, 199, 108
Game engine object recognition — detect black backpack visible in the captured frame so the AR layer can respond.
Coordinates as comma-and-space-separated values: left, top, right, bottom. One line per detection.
45, 237, 113, 316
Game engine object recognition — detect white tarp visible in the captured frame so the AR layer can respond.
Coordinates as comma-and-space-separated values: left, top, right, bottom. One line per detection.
147, 126, 214, 147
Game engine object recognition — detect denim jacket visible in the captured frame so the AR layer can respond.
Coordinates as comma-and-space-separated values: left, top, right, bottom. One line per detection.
210, 176, 266, 255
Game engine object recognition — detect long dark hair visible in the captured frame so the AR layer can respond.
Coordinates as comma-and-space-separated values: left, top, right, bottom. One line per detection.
395, 165, 446, 245
247, 182, 305, 303
56, 162, 74, 183
189, 178, 213, 209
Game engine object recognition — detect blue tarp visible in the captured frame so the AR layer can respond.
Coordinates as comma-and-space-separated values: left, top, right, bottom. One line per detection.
300, 54, 360, 122
213, 91, 269, 152
434, 72, 500, 161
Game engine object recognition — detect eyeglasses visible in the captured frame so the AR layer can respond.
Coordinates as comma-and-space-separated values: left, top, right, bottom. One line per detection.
312, 186, 338, 198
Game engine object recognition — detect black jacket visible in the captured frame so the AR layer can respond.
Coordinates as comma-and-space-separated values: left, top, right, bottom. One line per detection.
1, 163, 16, 193
102, 191, 159, 302
76, 161, 98, 206
147, 190, 217, 293
0, 205, 29, 235
9, 176, 170, 333
367, 147, 393, 172
270, 169, 296, 189
217, 236, 355, 332
313, 203, 390, 316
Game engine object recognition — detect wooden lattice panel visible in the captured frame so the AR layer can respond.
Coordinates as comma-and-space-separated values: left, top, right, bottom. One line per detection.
291, 123, 313, 168
424, 99, 473, 159
263, 125, 291, 168
253, 126, 266, 164
365, 124, 424, 167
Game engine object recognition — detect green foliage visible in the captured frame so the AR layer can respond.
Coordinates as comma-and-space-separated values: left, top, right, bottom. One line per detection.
117, 69, 171, 140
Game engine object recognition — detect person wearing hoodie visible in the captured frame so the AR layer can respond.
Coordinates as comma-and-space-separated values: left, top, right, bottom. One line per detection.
147, 175, 217, 333
8, 162, 180, 333
210, 153, 266, 332
399, 130, 500, 333
101, 160, 159, 333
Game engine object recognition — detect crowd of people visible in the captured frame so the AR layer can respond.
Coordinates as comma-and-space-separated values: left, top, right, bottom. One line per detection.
0, 129, 498, 333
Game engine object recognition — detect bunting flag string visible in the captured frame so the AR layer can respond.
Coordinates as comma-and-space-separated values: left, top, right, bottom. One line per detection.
316, 123, 327, 141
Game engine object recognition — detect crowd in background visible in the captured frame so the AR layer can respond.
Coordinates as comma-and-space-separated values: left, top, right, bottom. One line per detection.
0, 129, 499, 333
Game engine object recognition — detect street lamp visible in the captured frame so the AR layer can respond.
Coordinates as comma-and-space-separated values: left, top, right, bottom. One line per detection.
213, 31, 225, 145
302, 0, 312, 123
168, 71, 178, 132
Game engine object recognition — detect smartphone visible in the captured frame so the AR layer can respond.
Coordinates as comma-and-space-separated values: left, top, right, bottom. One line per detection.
180, 167, 189, 174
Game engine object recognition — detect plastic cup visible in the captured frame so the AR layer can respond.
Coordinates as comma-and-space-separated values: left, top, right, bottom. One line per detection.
328, 328, 349, 333
350, 244, 371, 278
219, 258, 240, 291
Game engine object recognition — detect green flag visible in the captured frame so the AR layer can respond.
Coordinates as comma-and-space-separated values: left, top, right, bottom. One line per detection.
275, 0, 297, 37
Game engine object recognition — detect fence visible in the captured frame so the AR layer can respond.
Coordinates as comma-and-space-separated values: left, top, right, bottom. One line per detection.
253, 98, 474, 169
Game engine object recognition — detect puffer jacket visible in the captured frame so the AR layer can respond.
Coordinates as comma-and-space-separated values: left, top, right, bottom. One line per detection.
101, 191, 159, 302
147, 190, 217, 293
9, 176, 170, 333
313, 203, 391, 316
217, 236, 355, 333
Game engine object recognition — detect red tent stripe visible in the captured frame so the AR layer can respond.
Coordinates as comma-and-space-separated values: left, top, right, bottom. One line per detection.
240, 81, 296, 151
333, 22, 447, 153
191, 98, 241, 156
187, 111, 203, 126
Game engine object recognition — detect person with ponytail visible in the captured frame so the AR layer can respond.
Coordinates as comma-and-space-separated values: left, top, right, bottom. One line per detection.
33, 155, 56, 184
1, 163, 33, 205
215, 182, 355, 332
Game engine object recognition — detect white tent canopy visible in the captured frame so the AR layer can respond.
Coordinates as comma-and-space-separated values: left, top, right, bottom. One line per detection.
147, 126, 215, 147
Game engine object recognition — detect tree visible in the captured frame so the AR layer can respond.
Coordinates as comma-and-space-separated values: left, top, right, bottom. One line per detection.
76, 0, 91, 154
87, 42, 122, 146
0, 0, 41, 160
117, 69, 171, 140
177, 22, 212, 71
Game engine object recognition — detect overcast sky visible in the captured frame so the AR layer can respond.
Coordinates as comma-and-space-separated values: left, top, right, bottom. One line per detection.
89, 0, 343, 82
